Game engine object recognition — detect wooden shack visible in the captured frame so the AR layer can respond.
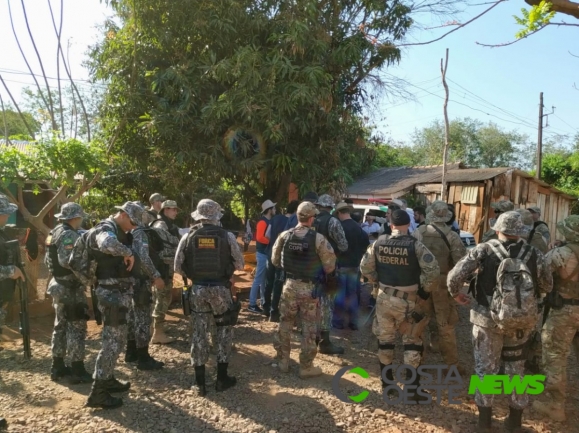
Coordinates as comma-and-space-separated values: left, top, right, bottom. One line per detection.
346, 165, 577, 243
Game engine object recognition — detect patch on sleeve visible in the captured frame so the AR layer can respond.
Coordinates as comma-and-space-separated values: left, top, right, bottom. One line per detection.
423, 253, 434, 263
64, 244, 73, 250
62, 237, 74, 245
106, 231, 116, 238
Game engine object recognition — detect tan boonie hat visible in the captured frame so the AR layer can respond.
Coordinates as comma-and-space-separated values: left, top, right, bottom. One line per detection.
115, 202, 144, 226
161, 200, 179, 211
527, 206, 541, 215
426, 200, 452, 223
0, 194, 18, 215
490, 211, 529, 237
261, 199, 276, 213
191, 199, 223, 221
297, 202, 319, 218
335, 202, 353, 213
490, 200, 514, 213
55, 203, 87, 220
558, 216, 579, 243
149, 193, 165, 204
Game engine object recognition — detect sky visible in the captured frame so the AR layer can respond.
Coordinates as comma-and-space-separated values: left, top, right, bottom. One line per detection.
1, 0, 578, 146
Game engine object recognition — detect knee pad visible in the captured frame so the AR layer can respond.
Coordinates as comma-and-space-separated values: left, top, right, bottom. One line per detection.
403, 343, 424, 355
378, 342, 396, 351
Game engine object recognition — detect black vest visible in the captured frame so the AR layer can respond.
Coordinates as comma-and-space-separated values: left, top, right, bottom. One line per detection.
374, 235, 420, 286
160, 214, 180, 239
94, 221, 134, 280
0, 230, 16, 297
137, 227, 169, 280
472, 240, 539, 306
281, 229, 322, 281
46, 223, 75, 277
314, 211, 339, 252
182, 224, 233, 284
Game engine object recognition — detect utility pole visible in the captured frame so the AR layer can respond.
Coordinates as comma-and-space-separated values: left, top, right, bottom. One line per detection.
536, 92, 544, 180
535, 93, 555, 180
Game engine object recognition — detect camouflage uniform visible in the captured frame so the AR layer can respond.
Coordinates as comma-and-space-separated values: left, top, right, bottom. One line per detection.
360, 227, 440, 372
533, 216, 579, 422
313, 194, 348, 354
413, 201, 466, 370
527, 206, 550, 245
45, 203, 91, 382
447, 211, 552, 432
0, 195, 19, 340
272, 202, 336, 378
174, 199, 244, 394
142, 193, 164, 226
481, 200, 514, 243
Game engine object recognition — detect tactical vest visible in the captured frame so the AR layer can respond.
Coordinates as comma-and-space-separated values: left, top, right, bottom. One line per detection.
281, 229, 322, 281
160, 214, 181, 239
137, 227, 169, 280
0, 230, 16, 298
529, 221, 548, 242
46, 223, 75, 277
419, 224, 452, 274
93, 221, 134, 280
314, 211, 339, 253
554, 244, 579, 299
374, 235, 420, 287
182, 224, 233, 284
472, 240, 539, 306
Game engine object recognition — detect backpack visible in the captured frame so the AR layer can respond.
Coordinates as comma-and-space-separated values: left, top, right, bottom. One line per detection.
487, 239, 538, 331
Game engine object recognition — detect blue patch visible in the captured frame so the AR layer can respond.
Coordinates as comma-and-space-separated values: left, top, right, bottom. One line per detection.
423, 253, 434, 263
106, 231, 117, 238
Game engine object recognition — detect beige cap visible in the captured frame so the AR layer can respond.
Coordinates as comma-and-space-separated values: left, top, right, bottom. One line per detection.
297, 202, 319, 218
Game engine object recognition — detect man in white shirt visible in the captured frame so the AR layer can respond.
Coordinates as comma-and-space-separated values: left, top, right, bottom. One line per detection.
361, 214, 380, 235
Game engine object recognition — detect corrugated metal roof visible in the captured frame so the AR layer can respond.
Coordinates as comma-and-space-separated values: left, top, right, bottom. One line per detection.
444, 167, 511, 182
0, 139, 35, 154
347, 163, 463, 197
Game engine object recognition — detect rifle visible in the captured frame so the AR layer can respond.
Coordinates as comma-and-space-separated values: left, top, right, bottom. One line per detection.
5, 240, 31, 359
90, 285, 102, 325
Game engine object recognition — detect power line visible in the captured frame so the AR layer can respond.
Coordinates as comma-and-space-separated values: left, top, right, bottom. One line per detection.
553, 113, 578, 132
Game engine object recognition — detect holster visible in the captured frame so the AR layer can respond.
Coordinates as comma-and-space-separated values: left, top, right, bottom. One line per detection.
99, 293, 128, 327
399, 304, 430, 338
133, 282, 152, 307
64, 302, 90, 321
214, 300, 241, 327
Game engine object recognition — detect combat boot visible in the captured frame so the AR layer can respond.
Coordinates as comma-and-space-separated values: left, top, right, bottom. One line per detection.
215, 362, 237, 392
476, 406, 492, 433
379, 363, 397, 397
299, 364, 323, 379
193, 365, 207, 396
69, 361, 93, 384
504, 407, 532, 432
50, 357, 72, 382
136, 346, 164, 370
279, 358, 289, 373
532, 399, 566, 422
406, 373, 429, 403
318, 331, 345, 355
151, 320, 174, 344
102, 376, 130, 393
86, 380, 123, 409
124, 339, 138, 363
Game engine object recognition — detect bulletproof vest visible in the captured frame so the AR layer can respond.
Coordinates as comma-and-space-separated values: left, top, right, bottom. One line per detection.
0, 230, 16, 297
374, 235, 420, 287
314, 211, 339, 252
473, 240, 539, 306
419, 224, 452, 274
160, 214, 180, 239
182, 224, 233, 283
554, 244, 579, 299
94, 221, 134, 280
281, 229, 322, 281
46, 223, 75, 277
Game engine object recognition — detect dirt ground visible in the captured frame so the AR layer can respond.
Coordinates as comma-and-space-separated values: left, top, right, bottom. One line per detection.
0, 282, 577, 433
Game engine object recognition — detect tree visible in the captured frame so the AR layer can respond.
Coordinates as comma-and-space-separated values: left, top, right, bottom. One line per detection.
540, 133, 579, 212
90, 0, 417, 210
409, 118, 532, 169
0, 107, 41, 140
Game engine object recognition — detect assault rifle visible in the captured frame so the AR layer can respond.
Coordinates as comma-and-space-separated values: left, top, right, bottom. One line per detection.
5, 240, 31, 359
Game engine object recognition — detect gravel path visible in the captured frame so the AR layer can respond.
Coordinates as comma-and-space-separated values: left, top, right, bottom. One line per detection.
0, 288, 577, 433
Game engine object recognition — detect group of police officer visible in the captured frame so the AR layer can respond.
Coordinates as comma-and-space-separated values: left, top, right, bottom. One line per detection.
1, 191, 579, 431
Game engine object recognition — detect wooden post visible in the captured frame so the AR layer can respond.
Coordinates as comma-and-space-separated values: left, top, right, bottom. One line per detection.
440, 48, 450, 201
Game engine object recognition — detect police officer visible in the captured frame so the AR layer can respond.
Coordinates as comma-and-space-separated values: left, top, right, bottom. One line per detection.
45, 203, 92, 384
174, 199, 244, 396
413, 201, 466, 374
447, 211, 552, 433
360, 209, 439, 400
142, 193, 164, 226
516, 209, 547, 253
85, 202, 148, 409
527, 206, 550, 245
313, 194, 348, 355
150, 200, 181, 344
125, 202, 165, 370
532, 215, 579, 422
481, 200, 514, 242
272, 202, 337, 378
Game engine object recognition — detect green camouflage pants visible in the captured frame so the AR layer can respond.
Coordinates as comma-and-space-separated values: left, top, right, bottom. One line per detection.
541, 304, 579, 404
317, 291, 335, 334
152, 274, 174, 321
274, 280, 319, 367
